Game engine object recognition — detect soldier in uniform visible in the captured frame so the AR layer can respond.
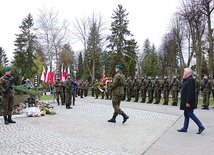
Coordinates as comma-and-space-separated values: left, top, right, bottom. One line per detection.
170, 74, 180, 106
146, 75, 154, 103
64, 74, 72, 109
153, 75, 162, 104
78, 79, 84, 98
94, 79, 99, 99
0, 67, 16, 125
108, 65, 129, 124
132, 75, 140, 102
162, 74, 170, 105
84, 80, 89, 97
139, 75, 147, 103
192, 74, 200, 108
90, 80, 95, 97
125, 76, 132, 102
201, 74, 212, 110
54, 76, 64, 105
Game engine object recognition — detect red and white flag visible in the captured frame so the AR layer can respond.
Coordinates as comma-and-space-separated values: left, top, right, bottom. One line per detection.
40, 66, 46, 82
44, 66, 55, 84
60, 64, 64, 81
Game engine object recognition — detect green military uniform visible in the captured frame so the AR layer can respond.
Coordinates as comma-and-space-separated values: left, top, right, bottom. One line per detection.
90, 80, 95, 97
84, 80, 89, 97
139, 75, 147, 103
125, 76, 132, 101
162, 75, 170, 105
106, 79, 113, 100
201, 74, 212, 110
193, 74, 200, 108
153, 75, 162, 104
132, 76, 140, 102
78, 79, 84, 98
170, 75, 180, 106
108, 65, 129, 124
146, 76, 154, 103
54, 78, 64, 105
64, 74, 72, 109
0, 67, 16, 125
94, 80, 99, 99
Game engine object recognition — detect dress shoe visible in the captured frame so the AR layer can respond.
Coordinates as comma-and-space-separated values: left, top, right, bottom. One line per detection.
177, 129, 187, 132
196, 127, 205, 134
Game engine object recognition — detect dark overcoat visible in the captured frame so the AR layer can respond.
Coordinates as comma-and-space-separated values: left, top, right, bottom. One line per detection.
180, 75, 196, 110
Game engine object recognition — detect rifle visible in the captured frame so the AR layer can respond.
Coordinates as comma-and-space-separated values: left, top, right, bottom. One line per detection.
4, 70, 21, 95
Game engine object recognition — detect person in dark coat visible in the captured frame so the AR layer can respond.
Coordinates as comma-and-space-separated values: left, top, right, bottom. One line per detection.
177, 68, 205, 134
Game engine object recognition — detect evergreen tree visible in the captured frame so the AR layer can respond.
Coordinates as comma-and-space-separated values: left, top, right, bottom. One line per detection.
13, 13, 37, 78
59, 43, 76, 75
141, 39, 159, 76
83, 22, 102, 81
107, 4, 138, 77
0, 47, 9, 67
76, 52, 83, 80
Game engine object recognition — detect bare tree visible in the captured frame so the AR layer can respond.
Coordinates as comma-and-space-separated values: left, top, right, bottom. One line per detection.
201, 0, 214, 77
36, 7, 70, 70
178, 0, 206, 79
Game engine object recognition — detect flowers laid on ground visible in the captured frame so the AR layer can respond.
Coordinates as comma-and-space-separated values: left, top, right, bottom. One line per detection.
40, 102, 57, 115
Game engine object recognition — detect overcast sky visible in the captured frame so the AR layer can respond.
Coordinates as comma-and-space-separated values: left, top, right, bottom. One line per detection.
0, 0, 181, 61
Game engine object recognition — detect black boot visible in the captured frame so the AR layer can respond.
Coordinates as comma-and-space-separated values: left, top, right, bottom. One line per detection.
8, 115, 16, 123
163, 102, 168, 105
66, 104, 72, 109
121, 113, 129, 124
108, 114, 117, 123
202, 105, 209, 110
4, 116, 9, 125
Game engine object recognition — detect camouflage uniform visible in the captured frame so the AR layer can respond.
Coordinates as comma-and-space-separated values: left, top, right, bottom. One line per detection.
132, 76, 140, 102
84, 80, 89, 97
125, 77, 132, 101
64, 75, 72, 109
162, 75, 170, 105
108, 65, 129, 124
153, 76, 162, 104
201, 74, 212, 110
170, 76, 180, 106
90, 80, 95, 97
193, 75, 200, 108
146, 76, 154, 103
94, 80, 99, 99
78, 80, 84, 98
0, 67, 16, 125
139, 76, 147, 103
54, 78, 64, 105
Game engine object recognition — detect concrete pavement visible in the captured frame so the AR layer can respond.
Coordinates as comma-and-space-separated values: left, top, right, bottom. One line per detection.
0, 96, 213, 155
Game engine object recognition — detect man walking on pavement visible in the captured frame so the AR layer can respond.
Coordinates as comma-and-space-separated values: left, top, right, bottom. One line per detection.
177, 68, 205, 134
108, 65, 129, 124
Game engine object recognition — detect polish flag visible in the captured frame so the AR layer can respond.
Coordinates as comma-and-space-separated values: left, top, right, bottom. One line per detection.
40, 66, 46, 82
60, 64, 64, 81
44, 66, 50, 84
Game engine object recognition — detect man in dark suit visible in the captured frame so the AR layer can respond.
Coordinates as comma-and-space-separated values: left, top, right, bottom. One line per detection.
177, 68, 205, 134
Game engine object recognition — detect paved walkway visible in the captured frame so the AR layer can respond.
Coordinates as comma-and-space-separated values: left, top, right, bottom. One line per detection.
0, 96, 213, 155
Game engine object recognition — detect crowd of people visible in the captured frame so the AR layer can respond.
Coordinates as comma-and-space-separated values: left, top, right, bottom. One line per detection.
87, 73, 214, 110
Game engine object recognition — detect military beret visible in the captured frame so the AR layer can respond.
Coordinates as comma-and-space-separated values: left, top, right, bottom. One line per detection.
115, 64, 122, 69
164, 74, 167, 76
204, 74, 208, 77
4, 67, 11, 72
66, 73, 70, 77
192, 74, 197, 77
142, 74, 145, 77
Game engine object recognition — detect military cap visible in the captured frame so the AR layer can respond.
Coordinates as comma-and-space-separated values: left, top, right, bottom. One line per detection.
115, 64, 122, 69
4, 67, 11, 72
66, 73, 70, 77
